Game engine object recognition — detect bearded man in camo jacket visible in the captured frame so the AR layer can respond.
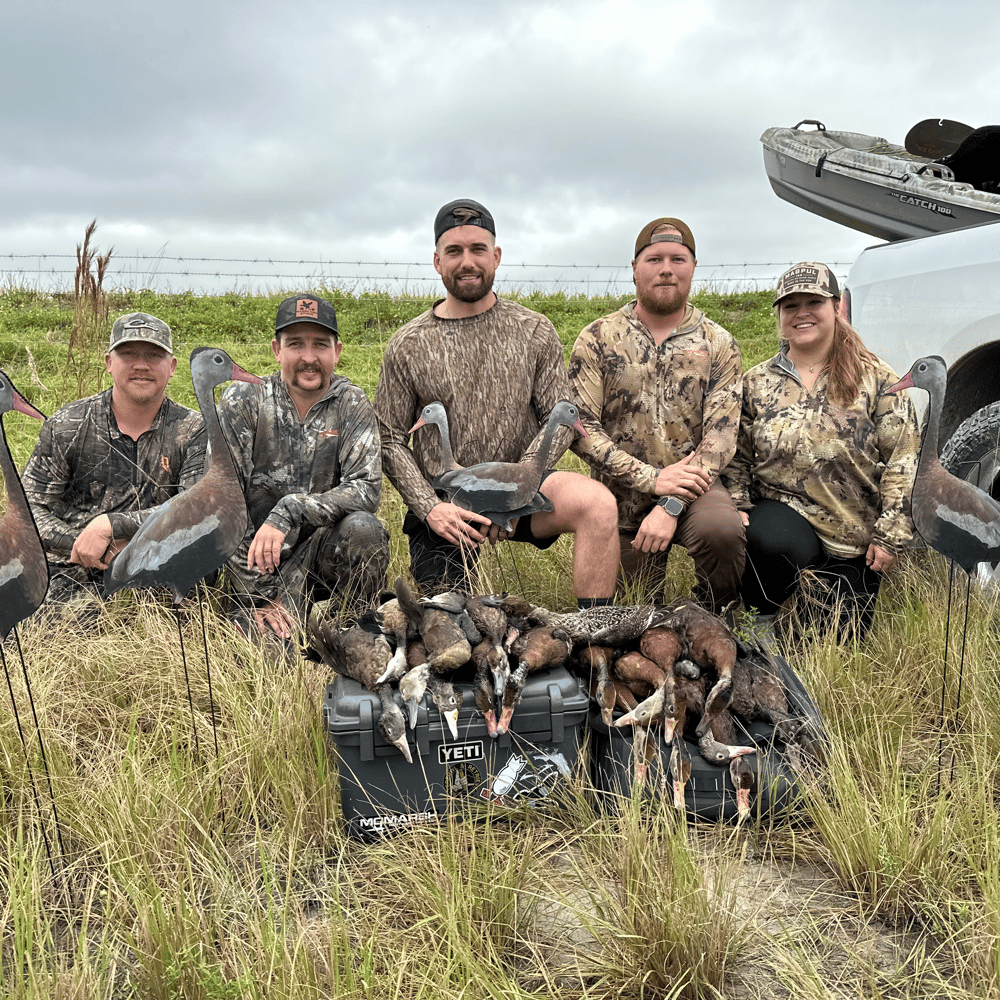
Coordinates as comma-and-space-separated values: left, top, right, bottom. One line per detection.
375, 199, 619, 604
568, 217, 745, 615
217, 293, 388, 641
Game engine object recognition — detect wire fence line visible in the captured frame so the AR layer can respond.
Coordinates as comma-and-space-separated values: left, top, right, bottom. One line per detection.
1, 253, 854, 296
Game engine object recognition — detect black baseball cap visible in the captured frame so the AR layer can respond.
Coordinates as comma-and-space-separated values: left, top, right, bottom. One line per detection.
274, 294, 338, 337
434, 199, 496, 243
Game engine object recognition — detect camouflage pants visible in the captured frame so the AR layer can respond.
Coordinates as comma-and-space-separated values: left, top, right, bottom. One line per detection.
234, 510, 390, 620
618, 479, 745, 614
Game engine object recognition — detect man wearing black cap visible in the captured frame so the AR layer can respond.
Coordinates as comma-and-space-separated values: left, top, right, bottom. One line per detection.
375, 199, 619, 600
23, 312, 206, 604
218, 293, 388, 640
568, 218, 745, 615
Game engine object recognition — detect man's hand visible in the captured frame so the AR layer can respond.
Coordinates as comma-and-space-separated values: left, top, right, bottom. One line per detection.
426, 502, 493, 547
486, 518, 518, 545
253, 599, 296, 640
247, 524, 288, 574
866, 543, 897, 574
632, 505, 678, 555
70, 515, 120, 570
654, 453, 712, 501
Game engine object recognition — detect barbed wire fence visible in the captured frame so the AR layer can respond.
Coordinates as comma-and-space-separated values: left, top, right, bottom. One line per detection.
0, 253, 854, 297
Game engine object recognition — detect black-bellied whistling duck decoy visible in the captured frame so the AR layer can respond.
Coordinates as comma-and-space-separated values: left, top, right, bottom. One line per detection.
885, 356, 1000, 575
409, 400, 588, 531
310, 619, 412, 762
0, 373, 48, 639
105, 348, 264, 602
497, 625, 572, 734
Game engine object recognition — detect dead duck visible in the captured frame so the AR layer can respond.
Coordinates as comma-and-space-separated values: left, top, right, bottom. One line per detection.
466, 595, 510, 719
415, 591, 479, 674
409, 400, 588, 531
613, 649, 667, 698
471, 639, 502, 737
374, 576, 423, 683
498, 625, 573, 734
578, 645, 617, 726
308, 619, 412, 762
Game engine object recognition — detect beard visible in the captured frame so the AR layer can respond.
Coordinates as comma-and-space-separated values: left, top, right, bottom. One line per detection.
636, 281, 687, 316
442, 267, 495, 303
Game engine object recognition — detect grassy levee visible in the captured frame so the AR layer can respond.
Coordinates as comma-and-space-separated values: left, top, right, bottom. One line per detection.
1, 284, 999, 998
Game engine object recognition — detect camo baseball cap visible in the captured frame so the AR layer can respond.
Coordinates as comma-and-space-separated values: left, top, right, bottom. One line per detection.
108, 312, 173, 354
773, 262, 841, 305
634, 217, 696, 259
274, 294, 338, 337
434, 199, 496, 242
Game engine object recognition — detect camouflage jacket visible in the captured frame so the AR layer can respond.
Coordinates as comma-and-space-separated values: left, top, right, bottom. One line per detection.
567, 301, 742, 529
722, 351, 919, 558
375, 296, 574, 520
217, 371, 382, 602
22, 389, 206, 566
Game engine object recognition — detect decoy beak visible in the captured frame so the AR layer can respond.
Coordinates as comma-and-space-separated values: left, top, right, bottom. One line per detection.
12, 389, 46, 421
572, 418, 588, 438
408, 415, 428, 434
883, 372, 914, 395
230, 362, 266, 386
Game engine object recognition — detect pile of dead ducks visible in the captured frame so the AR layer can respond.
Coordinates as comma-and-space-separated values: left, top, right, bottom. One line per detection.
309, 578, 825, 817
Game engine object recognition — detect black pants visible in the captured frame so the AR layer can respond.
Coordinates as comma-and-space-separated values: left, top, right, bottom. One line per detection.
741, 500, 881, 640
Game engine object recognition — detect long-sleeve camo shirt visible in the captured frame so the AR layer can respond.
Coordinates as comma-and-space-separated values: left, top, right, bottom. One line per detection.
374, 296, 574, 520
567, 301, 742, 530
722, 350, 919, 558
21, 389, 206, 567
217, 370, 382, 603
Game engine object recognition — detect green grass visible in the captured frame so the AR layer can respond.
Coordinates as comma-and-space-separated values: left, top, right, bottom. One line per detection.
2, 284, 998, 998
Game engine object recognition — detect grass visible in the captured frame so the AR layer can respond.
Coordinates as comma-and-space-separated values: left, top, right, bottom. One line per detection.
3, 280, 1000, 997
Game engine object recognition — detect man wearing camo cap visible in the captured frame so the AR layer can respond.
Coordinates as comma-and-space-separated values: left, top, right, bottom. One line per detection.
23, 312, 206, 604
568, 217, 746, 614
217, 292, 388, 642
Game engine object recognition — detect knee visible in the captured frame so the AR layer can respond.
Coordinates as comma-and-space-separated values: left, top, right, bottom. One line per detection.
578, 480, 619, 534
334, 512, 390, 565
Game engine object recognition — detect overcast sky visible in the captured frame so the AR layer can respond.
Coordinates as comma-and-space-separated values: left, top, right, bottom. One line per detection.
2, 0, 997, 297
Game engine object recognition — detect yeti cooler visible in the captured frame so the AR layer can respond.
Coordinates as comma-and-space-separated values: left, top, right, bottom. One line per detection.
323, 666, 589, 840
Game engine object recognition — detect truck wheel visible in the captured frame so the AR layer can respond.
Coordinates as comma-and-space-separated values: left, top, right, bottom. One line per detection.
940, 402, 1000, 502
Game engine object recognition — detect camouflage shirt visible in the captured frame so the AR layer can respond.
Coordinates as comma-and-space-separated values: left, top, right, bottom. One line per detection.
722, 351, 919, 558
217, 371, 382, 601
22, 389, 206, 566
375, 296, 574, 520
567, 301, 742, 529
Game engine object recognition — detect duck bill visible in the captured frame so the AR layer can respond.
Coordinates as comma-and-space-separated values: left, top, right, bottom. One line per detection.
442, 708, 459, 740
408, 415, 427, 434
883, 372, 914, 395
231, 362, 266, 385
491, 667, 506, 720
405, 698, 419, 730
672, 780, 688, 810
735, 788, 751, 819
600, 704, 614, 728
393, 735, 413, 764
482, 709, 500, 738
13, 390, 46, 421
496, 705, 515, 735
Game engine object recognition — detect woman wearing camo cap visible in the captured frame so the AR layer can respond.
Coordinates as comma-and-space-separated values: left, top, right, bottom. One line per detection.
723, 262, 920, 641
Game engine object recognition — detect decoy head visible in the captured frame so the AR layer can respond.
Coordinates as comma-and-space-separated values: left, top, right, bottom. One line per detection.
551, 399, 588, 438
409, 401, 448, 436
189, 347, 265, 391
0, 371, 46, 421
884, 355, 947, 397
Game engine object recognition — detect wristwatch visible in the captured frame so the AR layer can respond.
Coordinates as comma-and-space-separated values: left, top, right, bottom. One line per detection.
656, 495, 685, 517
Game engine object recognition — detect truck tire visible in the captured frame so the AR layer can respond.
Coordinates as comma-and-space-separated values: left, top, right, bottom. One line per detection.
940, 401, 1000, 502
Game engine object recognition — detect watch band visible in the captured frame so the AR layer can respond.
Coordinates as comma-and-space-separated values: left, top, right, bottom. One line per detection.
656, 495, 685, 517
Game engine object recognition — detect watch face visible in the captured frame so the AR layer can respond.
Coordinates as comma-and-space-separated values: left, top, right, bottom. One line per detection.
660, 496, 684, 516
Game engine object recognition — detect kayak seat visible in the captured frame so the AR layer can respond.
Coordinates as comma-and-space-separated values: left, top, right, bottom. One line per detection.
937, 126, 1000, 193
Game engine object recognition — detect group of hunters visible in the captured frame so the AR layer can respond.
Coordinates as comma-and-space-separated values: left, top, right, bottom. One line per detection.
20, 198, 920, 649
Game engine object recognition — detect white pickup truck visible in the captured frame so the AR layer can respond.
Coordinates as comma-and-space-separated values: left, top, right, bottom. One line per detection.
843, 220, 1000, 500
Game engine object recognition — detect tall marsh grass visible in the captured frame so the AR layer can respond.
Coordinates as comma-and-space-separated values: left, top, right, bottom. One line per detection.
2, 284, 1000, 997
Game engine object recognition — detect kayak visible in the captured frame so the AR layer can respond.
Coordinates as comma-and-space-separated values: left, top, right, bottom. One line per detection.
761, 120, 1000, 241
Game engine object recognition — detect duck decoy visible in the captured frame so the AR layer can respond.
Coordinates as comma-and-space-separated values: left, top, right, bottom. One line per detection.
885, 356, 1000, 575
0, 373, 49, 639
0, 372, 67, 880
886, 356, 1000, 778
104, 348, 264, 761
409, 399, 588, 531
